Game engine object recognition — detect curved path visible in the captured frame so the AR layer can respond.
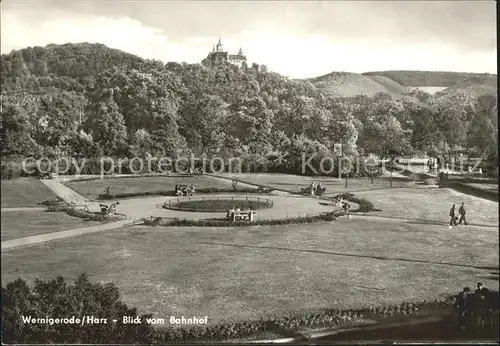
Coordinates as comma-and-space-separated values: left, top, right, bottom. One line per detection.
2, 177, 343, 250
2, 175, 492, 251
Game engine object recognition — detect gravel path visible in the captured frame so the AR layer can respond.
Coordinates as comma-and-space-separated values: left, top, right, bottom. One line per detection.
7, 175, 487, 251
40, 179, 102, 212
1, 219, 130, 251
1, 207, 46, 212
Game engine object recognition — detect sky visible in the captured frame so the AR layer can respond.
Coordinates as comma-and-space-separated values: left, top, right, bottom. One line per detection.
1, 0, 497, 78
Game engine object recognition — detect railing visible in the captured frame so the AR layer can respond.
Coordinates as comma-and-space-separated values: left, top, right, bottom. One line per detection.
163, 195, 274, 212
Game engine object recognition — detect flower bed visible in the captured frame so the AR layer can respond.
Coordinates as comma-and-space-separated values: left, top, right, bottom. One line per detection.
163, 197, 273, 212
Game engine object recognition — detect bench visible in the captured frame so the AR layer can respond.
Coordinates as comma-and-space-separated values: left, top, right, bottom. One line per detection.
228, 211, 257, 222
100, 202, 119, 215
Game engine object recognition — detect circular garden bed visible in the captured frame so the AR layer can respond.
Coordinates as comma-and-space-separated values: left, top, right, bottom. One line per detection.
163, 197, 273, 212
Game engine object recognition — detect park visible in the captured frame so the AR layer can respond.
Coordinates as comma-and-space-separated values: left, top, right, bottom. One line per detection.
1, 165, 498, 342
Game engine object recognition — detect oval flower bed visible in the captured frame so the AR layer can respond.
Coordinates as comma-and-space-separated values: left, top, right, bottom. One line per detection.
163, 197, 273, 212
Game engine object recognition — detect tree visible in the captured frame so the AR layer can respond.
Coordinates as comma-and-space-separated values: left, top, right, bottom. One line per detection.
179, 95, 228, 156
434, 91, 476, 158
84, 89, 128, 156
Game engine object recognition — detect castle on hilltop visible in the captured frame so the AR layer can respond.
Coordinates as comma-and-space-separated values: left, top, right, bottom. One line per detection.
202, 38, 247, 68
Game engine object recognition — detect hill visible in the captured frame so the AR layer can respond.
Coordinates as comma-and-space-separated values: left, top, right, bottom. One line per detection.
362, 70, 496, 88
0, 42, 149, 93
308, 72, 407, 97
436, 75, 497, 98
1, 42, 497, 179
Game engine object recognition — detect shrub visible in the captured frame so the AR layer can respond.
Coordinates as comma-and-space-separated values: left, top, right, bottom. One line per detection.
424, 178, 438, 186
331, 193, 380, 213
143, 217, 163, 226
66, 208, 106, 221
1, 274, 153, 343
408, 173, 418, 181
4, 274, 461, 344
348, 197, 381, 212
46, 205, 71, 212
39, 197, 65, 206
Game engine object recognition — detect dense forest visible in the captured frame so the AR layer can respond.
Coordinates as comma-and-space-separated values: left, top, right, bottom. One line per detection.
1, 43, 498, 177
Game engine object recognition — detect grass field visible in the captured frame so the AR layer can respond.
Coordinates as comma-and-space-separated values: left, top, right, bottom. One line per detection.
356, 187, 499, 226
1, 210, 102, 241
64, 176, 236, 199
2, 219, 497, 325
223, 173, 414, 195
1, 178, 58, 208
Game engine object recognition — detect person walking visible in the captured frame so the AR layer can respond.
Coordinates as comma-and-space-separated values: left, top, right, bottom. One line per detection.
454, 287, 471, 331
449, 204, 458, 226
316, 182, 323, 197
310, 182, 316, 198
458, 202, 467, 225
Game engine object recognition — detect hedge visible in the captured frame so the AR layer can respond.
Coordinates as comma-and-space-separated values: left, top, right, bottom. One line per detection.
439, 177, 498, 202
142, 212, 338, 227
46, 206, 108, 222
149, 296, 459, 343
46, 205, 71, 212
325, 193, 381, 213
39, 197, 65, 206
347, 196, 381, 213
97, 187, 272, 200
66, 208, 107, 221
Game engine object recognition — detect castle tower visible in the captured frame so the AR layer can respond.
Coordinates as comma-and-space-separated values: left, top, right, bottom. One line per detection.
202, 38, 246, 68
216, 37, 223, 52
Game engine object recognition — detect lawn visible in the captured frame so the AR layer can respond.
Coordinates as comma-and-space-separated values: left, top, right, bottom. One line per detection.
64, 176, 237, 199
1, 178, 58, 208
355, 187, 499, 226
2, 219, 498, 325
1, 210, 103, 241
222, 173, 414, 195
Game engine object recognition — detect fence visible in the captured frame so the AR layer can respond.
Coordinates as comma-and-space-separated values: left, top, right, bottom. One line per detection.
163, 195, 274, 212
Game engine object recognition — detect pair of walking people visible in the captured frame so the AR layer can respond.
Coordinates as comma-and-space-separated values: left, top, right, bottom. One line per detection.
449, 202, 467, 226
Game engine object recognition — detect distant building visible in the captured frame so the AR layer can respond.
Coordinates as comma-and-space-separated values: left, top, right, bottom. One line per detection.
202, 38, 247, 68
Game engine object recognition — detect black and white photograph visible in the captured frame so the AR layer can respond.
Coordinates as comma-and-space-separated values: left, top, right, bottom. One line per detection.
1, 0, 498, 343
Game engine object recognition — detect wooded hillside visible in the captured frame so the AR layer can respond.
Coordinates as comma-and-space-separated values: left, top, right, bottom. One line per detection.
1, 43, 497, 177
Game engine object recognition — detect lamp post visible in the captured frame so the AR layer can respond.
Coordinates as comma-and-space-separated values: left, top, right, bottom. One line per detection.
388, 151, 402, 189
